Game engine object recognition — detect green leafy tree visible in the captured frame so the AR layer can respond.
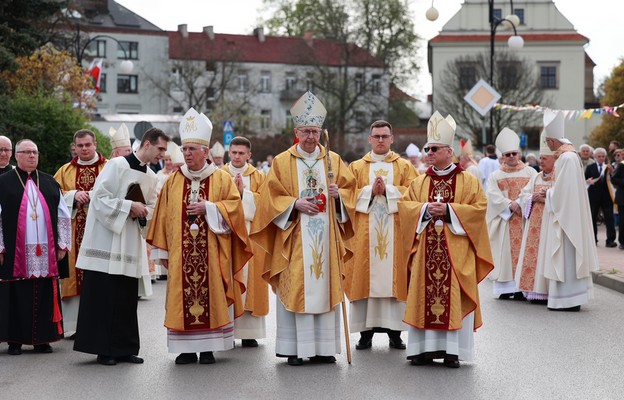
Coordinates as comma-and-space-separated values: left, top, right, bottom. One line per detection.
590, 60, 624, 147
0, 92, 101, 174
0, 0, 70, 90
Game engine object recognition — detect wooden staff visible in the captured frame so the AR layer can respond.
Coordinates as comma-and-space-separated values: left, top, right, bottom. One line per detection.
323, 129, 352, 364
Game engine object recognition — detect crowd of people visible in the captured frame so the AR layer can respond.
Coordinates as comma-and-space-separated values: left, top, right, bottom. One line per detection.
0, 90, 613, 370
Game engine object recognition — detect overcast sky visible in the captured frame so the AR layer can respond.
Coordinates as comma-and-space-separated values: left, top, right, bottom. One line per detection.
117, 0, 623, 101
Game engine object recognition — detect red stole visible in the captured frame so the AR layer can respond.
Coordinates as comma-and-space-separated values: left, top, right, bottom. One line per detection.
181, 177, 212, 330
423, 167, 461, 330
71, 161, 102, 294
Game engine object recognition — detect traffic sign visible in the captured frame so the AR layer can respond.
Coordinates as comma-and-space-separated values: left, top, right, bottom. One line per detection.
464, 79, 501, 117
223, 120, 234, 150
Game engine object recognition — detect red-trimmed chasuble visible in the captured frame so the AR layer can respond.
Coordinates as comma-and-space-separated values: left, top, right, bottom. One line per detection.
496, 177, 530, 277
181, 177, 211, 330
423, 171, 457, 330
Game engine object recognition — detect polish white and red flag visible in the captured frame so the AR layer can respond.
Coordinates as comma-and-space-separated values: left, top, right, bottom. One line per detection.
86, 58, 103, 93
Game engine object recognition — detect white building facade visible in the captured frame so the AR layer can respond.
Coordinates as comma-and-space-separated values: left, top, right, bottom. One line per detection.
429, 0, 599, 146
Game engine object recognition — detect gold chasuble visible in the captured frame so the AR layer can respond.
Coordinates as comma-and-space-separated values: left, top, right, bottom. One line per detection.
399, 167, 493, 331
251, 144, 356, 314
345, 151, 417, 302
147, 167, 252, 331
54, 154, 107, 298
221, 163, 269, 317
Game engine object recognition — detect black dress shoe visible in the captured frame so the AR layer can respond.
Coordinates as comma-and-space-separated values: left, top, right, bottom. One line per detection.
513, 292, 526, 301
34, 344, 53, 353
157, 275, 168, 281
606, 241, 617, 248
409, 354, 432, 366
548, 305, 581, 312
97, 355, 117, 366
8, 344, 22, 355
67, 333, 76, 340
444, 357, 461, 368
619, 244, 624, 250
355, 338, 372, 350
529, 299, 548, 305
241, 339, 258, 348
287, 356, 303, 366
388, 337, 406, 350
309, 355, 336, 363
199, 351, 215, 364
175, 353, 198, 364
117, 355, 144, 364
498, 293, 513, 300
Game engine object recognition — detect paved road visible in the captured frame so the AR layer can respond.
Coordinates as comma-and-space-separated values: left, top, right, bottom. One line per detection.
1, 278, 623, 400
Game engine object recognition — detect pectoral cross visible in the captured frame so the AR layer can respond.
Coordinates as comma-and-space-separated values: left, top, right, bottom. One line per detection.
434, 191, 444, 203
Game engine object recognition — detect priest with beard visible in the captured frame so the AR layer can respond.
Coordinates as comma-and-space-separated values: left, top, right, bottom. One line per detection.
398, 112, 493, 368
0, 139, 71, 355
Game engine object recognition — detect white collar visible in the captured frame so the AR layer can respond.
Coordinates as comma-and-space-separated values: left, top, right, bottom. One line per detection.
432, 163, 456, 176
370, 151, 390, 162
181, 162, 218, 181
297, 145, 320, 159
227, 163, 247, 175
77, 153, 99, 165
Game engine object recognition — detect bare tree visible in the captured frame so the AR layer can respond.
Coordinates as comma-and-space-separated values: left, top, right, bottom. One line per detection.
436, 51, 550, 147
142, 42, 258, 138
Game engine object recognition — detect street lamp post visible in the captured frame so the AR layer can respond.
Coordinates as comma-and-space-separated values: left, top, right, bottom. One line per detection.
488, 0, 523, 144
74, 24, 133, 74
425, 0, 524, 145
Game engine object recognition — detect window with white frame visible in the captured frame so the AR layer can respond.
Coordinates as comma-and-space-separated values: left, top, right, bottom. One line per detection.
355, 73, 364, 94
260, 110, 271, 130
260, 71, 272, 93
371, 74, 381, 94
84, 40, 106, 58
238, 71, 248, 92
285, 72, 296, 90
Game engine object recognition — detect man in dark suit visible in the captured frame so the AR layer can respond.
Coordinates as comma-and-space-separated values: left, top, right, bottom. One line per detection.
585, 147, 617, 247
610, 149, 624, 249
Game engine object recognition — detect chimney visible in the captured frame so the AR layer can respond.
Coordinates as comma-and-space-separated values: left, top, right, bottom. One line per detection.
178, 24, 188, 39
304, 30, 314, 47
253, 27, 265, 43
203, 25, 215, 40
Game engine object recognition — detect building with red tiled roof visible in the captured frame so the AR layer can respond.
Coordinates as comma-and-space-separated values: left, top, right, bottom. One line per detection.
168, 25, 389, 149
428, 0, 600, 148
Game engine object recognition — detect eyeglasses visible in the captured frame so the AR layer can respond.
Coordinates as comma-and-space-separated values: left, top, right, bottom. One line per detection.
370, 135, 392, 141
0, 148, 12, 153
297, 128, 322, 137
16, 150, 39, 156
504, 152, 518, 157
181, 146, 204, 153
423, 146, 449, 153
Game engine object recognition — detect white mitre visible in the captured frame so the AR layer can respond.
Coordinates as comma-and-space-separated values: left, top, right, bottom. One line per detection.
543, 109, 571, 144
539, 130, 554, 156
165, 141, 184, 164
406, 143, 420, 158
495, 127, 520, 154
179, 107, 213, 146
108, 123, 131, 149
210, 141, 225, 157
426, 111, 456, 146
290, 91, 327, 128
